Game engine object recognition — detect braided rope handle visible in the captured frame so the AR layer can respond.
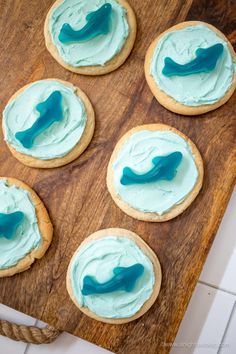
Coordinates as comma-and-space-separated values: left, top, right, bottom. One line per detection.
0, 319, 61, 344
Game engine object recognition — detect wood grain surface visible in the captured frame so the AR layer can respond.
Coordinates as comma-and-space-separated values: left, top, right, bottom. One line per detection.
0, 0, 235, 353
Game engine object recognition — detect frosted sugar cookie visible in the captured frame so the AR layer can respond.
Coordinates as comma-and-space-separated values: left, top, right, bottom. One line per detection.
107, 124, 203, 221
67, 228, 161, 323
2, 79, 95, 168
0, 177, 53, 277
145, 21, 236, 115
45, 0, 137, 75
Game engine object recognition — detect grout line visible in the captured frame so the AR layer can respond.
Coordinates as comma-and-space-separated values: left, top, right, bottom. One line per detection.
24, 344, 30, 354
217, 301, 236, 354
23, 318, 38, 354
198, 280, 236, 297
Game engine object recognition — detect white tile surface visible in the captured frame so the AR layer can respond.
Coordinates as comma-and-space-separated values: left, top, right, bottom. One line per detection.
200, 188, 236, 294
26, 321, 113, 354
170, 283, 235, 354
0, 304, 36, 354
219, 302, 236, 354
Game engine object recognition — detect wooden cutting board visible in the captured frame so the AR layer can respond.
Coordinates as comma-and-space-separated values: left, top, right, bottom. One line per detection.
0, 0, 235, 353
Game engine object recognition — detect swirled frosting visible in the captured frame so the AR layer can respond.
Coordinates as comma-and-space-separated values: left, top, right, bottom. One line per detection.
3, 80, 87, 160
150, 25, 235, 106
70, 236, 155, 318
48, 0, 129, 67
0, 180, 42, 269
112, 130, 199, 214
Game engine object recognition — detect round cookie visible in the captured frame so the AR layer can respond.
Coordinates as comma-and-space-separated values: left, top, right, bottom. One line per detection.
145, 21, 236, 115
0, 177, 53, 277
2, 79, 95, 168
107, 124, 204, 222
44, 0, 137, 75
67, 228, 162, 324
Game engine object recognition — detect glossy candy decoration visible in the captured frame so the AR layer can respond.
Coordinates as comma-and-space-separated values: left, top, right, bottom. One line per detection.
0, 211, 24, 240
82, 263, 144, 295
15, 91, 63, 149
162, 43, 224, 77
59, 3, 112, 44
121, 151, 183, 186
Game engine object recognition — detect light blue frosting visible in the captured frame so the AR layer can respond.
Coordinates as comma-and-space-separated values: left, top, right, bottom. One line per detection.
150, 25, 235, 106
0, 180, 42, 269
70, 236, 155, 318
49, 0, 129, 67
112, 130, 199, 215
3, 80, 87, 160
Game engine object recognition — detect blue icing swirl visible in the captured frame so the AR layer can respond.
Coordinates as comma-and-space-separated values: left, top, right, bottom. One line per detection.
112, 130, 199, 215
0, 180, 42, 269
59, 3, 112, 44
70, 236, 155, 318
150, 25, 235, 106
